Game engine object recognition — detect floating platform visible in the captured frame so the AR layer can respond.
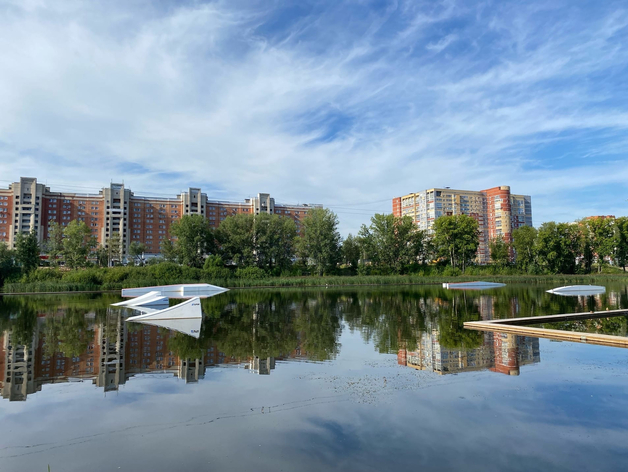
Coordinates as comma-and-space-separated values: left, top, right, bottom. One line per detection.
121, 283, 229, 299
443, 281, 506, 290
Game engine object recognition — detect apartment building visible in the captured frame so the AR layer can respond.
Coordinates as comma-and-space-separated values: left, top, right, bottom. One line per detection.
0, 177, 321, 257
392, 185, 532, 263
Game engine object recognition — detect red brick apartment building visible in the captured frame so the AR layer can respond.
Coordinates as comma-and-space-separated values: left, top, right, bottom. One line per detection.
392, 185, 533, 264
0, 313, 310, 401
0, 177, 321, 258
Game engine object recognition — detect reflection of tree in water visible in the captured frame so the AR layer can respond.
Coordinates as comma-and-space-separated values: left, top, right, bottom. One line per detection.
57, 308, 92, 358
436, 293, 483, 350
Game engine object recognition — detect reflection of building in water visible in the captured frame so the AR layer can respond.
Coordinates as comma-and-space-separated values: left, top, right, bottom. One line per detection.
397, 318, 540, 376
0, 330, 39, 401
0, 309, 307, 401
96, 312, 126, 392
248, 357, 276, 375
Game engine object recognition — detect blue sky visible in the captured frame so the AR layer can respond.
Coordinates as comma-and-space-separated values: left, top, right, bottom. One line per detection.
0, 0, 627, 234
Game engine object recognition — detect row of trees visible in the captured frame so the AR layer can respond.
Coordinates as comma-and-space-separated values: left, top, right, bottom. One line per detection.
510, 217, 628, 274
2, 209, 628, 282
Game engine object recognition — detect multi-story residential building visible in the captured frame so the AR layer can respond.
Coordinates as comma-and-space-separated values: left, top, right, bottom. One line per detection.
0, 309, 313, 401
392, 185, 532, 263
0, 177, 321, 258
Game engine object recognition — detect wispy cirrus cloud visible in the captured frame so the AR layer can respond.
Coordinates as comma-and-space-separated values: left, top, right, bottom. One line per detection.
0, 0, 627, 233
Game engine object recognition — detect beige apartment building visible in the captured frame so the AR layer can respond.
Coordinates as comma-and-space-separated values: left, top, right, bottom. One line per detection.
392, 186, 532, 263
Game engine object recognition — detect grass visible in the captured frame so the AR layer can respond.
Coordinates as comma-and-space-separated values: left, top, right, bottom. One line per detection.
4, 272, 628, 294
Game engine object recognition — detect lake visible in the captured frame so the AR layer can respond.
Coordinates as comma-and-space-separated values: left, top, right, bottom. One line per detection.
1, 283, 628, 471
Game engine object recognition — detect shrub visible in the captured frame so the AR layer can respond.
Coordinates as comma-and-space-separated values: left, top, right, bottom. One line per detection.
235, 267, 268, 279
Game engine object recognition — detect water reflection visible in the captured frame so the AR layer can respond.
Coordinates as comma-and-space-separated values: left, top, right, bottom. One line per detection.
1, 283, 627, 401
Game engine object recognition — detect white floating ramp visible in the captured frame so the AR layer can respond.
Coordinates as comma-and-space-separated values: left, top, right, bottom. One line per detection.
547, 285, 606, 296
125, 297, 203, 338
443, 281, 506, 290
121, 283, 229, 299
111, 291, 169, 307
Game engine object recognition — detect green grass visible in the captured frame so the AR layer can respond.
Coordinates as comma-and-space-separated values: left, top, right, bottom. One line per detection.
4, 271, 628, 294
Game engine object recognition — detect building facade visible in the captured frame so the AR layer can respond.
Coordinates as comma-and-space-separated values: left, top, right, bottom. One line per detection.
392, 185, 532, 263
0, 177, 321, 258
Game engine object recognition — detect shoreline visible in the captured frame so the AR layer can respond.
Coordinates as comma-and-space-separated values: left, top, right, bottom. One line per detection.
2, 273, 627, 296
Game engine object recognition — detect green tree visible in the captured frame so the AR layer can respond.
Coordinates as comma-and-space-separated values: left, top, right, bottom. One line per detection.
297, 208, 341, 276
614, 217, 628, 272
218, 213, 297, 273
63, 220, 95, 269
105, 232, 122, 266
94, 245, 109, 267
169, 214, 216, 268
160, 238, 177, 262
216, 214, 256, 267
489, 236, 510, 267
585, 217, 616, 272
358, 214, 426, 273
432, 214, 480, 272
341, 234, 361, 273
128, 241, 147, 266
512, 225, 537, 272
0, 242, 18, 286
535, 221, 579, 274
45, 221, 64, 267
15, 230, 40, 273
254, 213, 297, 273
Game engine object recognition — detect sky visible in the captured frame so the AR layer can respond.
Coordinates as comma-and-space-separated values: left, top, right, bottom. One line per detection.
0, 0, 627, 235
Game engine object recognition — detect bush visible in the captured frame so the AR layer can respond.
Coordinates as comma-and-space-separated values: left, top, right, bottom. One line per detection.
235, 267, 268, 279
442, 266, 462, 277
203, 266, 233, 280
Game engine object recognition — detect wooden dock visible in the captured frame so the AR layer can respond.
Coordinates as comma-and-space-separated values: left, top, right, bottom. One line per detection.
463, 309, 628, 348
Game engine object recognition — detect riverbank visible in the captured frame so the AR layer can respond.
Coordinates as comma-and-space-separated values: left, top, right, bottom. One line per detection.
3, 270, 628, 294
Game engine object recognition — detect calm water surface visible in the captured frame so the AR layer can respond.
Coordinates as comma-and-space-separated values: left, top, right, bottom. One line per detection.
1, 283, 628, 471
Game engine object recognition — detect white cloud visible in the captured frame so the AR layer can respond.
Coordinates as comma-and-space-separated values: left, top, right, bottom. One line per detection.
0, 0, 627, 235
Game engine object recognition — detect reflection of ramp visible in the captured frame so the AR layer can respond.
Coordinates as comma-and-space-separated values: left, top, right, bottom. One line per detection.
443, 281, 506, 290
547, 285, 606, 296
464, 308, 628, 348
111, 291, 169, 307
121, 283, 228, 299
126, 297, 202, 339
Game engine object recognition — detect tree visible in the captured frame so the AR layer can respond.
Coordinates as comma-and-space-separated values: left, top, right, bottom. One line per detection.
0, 242, 17, 286
489, 236, 510, 267
160, 238, 177, 262
216, 214, 256, 267
94, 245, 109, 267
63, 221, 95, 269
585, 217, 616, 272
432, 215, 480, 272
128, 241, 146, 266
358, 214, 426, 273
512, 225, 537, 272
105, 232, 122, 266
341, 234, 361, 272
297, 208, 342, 276
535, 222, 579, 274
168, 214, 216, 268
45, 221, 64, 267
253, 213, 297, 273
218, 213, 297, 273
614, 217, 628, 272
15, 230, 40, 273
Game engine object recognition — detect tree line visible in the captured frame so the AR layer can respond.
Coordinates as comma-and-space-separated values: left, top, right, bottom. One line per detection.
1, 210, 628, 286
